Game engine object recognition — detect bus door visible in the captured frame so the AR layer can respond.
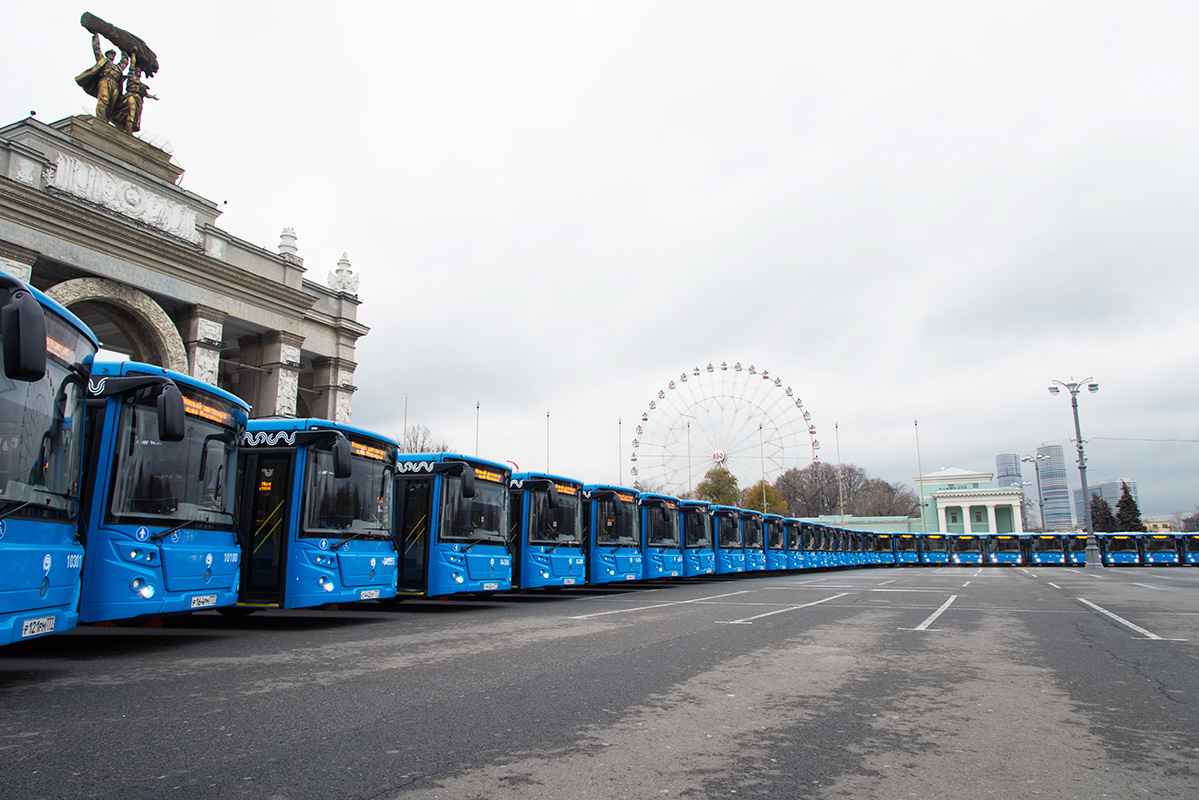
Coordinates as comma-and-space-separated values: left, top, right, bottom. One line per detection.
238, 452, 294, 604
395, 477, 433, 593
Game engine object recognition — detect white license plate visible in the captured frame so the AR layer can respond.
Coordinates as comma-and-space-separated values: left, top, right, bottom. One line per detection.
482, 582, 499, 591
190, 595, 218, 609
360, 589, 380, 600
563, 578, 576, 585
20, 615, 55, 638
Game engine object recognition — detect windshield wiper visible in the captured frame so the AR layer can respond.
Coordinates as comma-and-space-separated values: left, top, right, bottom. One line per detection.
151, 519, 193, 541
462, 535, 501, 552
0, 499, 38, 521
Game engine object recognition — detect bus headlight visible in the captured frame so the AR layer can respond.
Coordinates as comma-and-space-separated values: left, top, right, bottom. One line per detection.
131, 578, 156, 599
452, 572, 464, 584
318, 576, 335, 592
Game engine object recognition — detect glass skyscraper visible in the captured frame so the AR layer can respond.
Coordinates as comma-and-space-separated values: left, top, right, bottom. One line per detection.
1037, 443, 1073, 530
995, 452, 1022, 487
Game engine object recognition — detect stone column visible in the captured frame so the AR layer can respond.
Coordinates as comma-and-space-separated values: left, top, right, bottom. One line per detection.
309, 356, 358, 424
986, 503, 999, 534
237, 332, 304, 418
936, 503, 949, 534
0, 241, 38, 283
1011, 501, 1024, 534
179, 306, 227, 386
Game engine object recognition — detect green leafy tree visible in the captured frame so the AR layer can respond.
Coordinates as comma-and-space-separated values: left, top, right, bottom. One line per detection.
1090, 494, 1117, 533
1115, 482, 1147, 532
739, 480, 788, 514
695, 465, 740, 507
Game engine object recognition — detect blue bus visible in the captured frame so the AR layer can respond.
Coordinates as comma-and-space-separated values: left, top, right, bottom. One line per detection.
950, 534, 984, 566
763, 514, 788, 571
988, 534, 1023, 565
640, 492, 683, 579
875, 533, 897, 566
893, 533, 920, 565
79, 361, 248, 623
1066, 534, 1088, 566
919, 534, 950, 565
394, 454, 512, 597
1142, 533, 1180, 565
1182, 534, 1199, 566
800, 523, 824, 568
679, 499, 716, 577
236, 419, 399, 609
742, 509, 766, 572
509, 473, 586, 589
712, 505, 744, 574
0, 274, 97, 644
1099, 533, 1140, 566
784, 518, 804, 571
1028, 533, 1067, 566
581, 484, 642, 583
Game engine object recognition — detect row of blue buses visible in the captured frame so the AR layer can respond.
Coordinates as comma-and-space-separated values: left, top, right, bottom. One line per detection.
4, 272, 1193, 647
1, 271, 409, 644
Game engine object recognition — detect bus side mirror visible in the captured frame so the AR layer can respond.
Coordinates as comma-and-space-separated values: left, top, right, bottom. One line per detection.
157, 383, 185, 441
460, 465, 476, 499
1, 286, 47, 382
332, 434, 352, 479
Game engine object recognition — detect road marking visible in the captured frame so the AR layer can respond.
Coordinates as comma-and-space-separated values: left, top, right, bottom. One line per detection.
972, 568, 983, 577
568, 590, 751, 619
1132, 583, 1165, 591
871, 588, 955, 593
1047, 582, 1062, 589
877, 579, 897, 586
962, 581, 971, 587
901, 594, 958, 631
1077, 598, 1186, 641
717, 593, 850, 625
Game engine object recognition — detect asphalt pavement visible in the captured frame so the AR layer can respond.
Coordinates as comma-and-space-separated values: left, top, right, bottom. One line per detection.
2, 566, 1197, 799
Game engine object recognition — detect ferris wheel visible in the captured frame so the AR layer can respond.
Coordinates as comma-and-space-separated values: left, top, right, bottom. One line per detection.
630, 362, 820, 495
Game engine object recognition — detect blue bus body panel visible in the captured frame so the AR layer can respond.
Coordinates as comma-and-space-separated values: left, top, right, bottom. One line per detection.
398, 453, 513, 596
79, 362, 249, 623
0, 519, 84, 644
0, 276, 96, 642
582, 485, 642, 583
640, 493, 683, 579
683, 547, 715, 577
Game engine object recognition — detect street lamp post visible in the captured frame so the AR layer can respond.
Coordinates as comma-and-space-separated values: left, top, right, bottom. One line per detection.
1020, 453, 1050, 531
1048, 377, 1101, 567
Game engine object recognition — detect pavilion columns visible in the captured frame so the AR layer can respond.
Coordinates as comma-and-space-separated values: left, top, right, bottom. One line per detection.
237, 332, 304, 418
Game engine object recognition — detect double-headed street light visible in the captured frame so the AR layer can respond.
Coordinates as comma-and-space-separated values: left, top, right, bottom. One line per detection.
1049, 377, 1101, 566
1020, 453, 1050, 531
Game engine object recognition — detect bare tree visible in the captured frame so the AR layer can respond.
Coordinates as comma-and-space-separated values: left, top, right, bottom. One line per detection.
401, 423, 451, 454
851, 478, 919, 517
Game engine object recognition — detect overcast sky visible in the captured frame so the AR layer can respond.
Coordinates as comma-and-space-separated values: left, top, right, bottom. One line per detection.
9, 2, 1198, 517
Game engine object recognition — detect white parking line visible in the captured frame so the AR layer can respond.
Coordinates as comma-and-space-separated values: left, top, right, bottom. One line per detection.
1132, 583, 1165, 591
901, 595, 958, 631
1047, 582, 1062, 589
717, 593, 850, 625
568, 590, 751, 619
1077, 598, 1186, 641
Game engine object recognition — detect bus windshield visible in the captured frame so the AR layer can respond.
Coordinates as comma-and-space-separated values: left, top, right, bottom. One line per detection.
0, 311, 94, 521
529, 490, 582, 546
644, 502, 680, 547
924, 536, 949, 553
743, 517, 763, 548
766, 521, 784, 550
1031, 536, 1064, 553
108, 387, 239, 528
683, 508, 712, 548
895, 536, 918, 553
717, 512, 742, 547
596, 496, 639, 545
441, 473, 508, 544
951, 537, 980, 553
993, 536, 1020, 553
302, 445, 394, 540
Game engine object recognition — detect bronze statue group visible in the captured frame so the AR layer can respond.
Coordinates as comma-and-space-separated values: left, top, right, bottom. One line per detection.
74, 25, 158, 135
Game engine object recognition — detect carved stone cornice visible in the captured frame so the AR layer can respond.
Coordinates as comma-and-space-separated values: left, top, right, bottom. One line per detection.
0, 175, 316, 318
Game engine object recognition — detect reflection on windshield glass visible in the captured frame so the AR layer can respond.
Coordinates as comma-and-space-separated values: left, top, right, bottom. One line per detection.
302, 449, 394, 539
529, 492, 581, 545
596, 498, 638, 546
644, 504, 680, 547
441, 474, 508, 543
683, 509, 712, 548
718, 513, 742, 547
743, 518, 763, 548
0, 311, 93, 520
109, 393, 237, 527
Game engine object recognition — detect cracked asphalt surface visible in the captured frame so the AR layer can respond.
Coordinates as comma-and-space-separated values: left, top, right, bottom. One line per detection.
2, 566, 1196, 799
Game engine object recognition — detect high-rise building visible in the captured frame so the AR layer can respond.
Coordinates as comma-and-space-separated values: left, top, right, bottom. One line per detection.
1037, 443, 1073, 530
995, 452, 1022, 487
1075, 479, 1139, 524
